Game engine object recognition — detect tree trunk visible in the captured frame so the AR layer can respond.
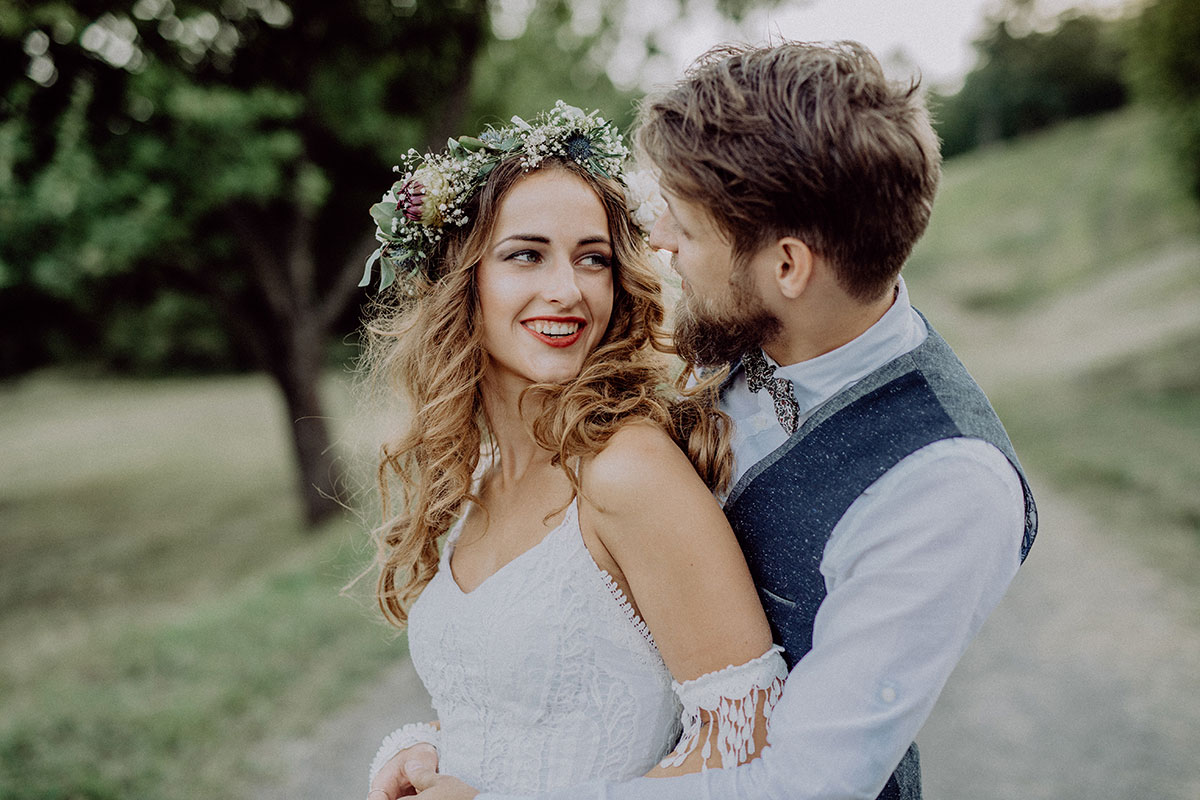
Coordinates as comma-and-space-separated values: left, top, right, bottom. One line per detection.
225, 208, 345, 529
270, 317, 342, 527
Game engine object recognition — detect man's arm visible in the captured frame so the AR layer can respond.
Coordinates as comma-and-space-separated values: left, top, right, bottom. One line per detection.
468, 438, 1025, 800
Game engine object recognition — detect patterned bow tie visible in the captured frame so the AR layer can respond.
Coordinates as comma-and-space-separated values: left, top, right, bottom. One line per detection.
743, 348, 801, 435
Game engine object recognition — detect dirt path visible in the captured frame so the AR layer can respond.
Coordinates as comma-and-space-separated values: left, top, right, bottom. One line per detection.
919, 479, 1200, 799
258, 649, 434, 800
917, 241, 1200, 797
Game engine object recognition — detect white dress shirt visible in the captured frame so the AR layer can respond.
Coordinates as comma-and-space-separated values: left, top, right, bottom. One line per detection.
480, 279, 1027, 800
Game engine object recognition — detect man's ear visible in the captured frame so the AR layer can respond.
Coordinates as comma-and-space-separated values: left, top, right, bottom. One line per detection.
774, 237, 815, 300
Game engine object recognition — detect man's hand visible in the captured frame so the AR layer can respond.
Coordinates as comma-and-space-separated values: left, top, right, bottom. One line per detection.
408, 760, 480, 799
367, 743, 440, 799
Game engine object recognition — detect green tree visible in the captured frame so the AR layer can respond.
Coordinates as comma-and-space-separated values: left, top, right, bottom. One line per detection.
1126, 0, 1200, 203
1, 0, 782, 526
932, 5, 1129, 158
1, 0, 491, 524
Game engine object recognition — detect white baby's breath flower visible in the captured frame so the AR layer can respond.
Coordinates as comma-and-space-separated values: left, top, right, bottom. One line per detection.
366, 100, 636, 291
557, 102, 587, 122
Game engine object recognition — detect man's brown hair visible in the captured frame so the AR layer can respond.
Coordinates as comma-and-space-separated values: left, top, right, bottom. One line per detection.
637, 40, 941, 301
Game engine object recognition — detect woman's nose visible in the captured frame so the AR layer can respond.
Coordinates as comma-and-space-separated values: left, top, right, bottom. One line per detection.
543, 257, 583, 306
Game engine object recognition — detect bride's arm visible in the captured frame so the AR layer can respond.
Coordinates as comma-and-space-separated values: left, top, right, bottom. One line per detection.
579, 423, 787, 776
644, 645, 785, 776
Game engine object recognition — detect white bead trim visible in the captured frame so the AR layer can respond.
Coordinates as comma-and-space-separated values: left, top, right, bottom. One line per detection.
597, 569, 656, 648
368, 722, 441, 787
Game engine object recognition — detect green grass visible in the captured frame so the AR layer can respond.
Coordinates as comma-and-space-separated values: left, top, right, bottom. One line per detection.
1000, 332, 1200, 557
0, 371, 402, 800
907, 107, 1200, 312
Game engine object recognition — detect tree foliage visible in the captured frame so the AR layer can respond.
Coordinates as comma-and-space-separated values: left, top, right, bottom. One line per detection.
0, 0, 781, 526
1125, 0, 1200, 203
1, 0, 491, 524
931, 4, 1129, 158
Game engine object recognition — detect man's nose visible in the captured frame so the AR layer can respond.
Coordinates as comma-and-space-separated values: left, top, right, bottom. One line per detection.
647, 214, 676, 252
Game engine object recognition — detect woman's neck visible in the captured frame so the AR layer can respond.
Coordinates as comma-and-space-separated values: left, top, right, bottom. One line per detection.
480, 379, 555, 488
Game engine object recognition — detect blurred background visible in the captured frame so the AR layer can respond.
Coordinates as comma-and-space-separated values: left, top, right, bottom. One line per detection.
2, 0, 1198, 798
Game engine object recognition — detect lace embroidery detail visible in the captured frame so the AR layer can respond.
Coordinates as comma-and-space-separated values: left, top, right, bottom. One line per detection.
404, 495, 679, 793
660, 643, 787, 770
368, 722, 441, 786
597, 568, 656, 648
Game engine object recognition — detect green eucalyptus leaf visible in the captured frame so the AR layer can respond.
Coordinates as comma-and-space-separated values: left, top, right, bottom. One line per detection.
359, 246, 383, 287
379, 257, 397, 291
457, 136, 487, 152
370, 201, 398, 229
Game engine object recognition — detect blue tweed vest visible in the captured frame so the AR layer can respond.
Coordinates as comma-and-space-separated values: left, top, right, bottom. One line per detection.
723, 319, 1037, 800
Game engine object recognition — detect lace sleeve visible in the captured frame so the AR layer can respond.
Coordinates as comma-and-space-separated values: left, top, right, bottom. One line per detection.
659, 644, 787, 770
367, 722, 441, 787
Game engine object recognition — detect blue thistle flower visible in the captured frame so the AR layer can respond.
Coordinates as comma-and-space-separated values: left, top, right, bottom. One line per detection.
566, 134, 593, 163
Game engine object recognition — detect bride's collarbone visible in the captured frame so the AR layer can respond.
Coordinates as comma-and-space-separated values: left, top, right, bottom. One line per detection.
451, 471, 637, 614
452, 475, 574, 577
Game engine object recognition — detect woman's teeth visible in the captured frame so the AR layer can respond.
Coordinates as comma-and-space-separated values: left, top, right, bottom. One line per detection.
526, 320, 581, 336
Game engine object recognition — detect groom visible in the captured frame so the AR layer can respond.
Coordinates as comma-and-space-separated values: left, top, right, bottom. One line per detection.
406, 40, 1037, 799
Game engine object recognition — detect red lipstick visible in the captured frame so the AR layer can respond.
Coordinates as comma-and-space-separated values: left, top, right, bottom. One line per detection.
521, 316, 586, 348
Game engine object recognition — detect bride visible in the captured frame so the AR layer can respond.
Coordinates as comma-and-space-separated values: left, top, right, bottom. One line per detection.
358, 103, 787, 799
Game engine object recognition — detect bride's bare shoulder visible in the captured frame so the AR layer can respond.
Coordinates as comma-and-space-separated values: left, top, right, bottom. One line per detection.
579, 420, 708, 517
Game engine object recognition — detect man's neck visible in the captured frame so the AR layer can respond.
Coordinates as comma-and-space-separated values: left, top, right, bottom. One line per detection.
763, 285, 896, 367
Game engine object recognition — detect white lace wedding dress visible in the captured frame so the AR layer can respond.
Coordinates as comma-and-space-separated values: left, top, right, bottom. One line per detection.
369, 498, 787, 795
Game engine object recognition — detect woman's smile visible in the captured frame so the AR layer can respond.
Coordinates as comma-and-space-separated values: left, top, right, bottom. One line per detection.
521, 316, 586, 347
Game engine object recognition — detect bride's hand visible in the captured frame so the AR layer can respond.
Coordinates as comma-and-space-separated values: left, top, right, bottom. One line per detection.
368, 743, 440, 799
407, 761, 479, 799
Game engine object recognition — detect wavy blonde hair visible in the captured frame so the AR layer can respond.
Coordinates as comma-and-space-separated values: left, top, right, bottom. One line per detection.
359, 156, 732, 628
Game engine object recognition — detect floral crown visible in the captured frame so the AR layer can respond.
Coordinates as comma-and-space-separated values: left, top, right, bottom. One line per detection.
360, 100, 663, 293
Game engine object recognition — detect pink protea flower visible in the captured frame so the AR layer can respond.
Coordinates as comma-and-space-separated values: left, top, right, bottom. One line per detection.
400, 181, 426, 221
398, 166, 452, 226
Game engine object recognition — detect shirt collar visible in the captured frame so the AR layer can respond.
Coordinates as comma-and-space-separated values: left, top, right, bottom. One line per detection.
763, 277, 924, 415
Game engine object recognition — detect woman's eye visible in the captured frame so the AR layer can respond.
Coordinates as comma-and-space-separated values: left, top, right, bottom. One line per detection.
579, 253, 611, 268
508, 250, 540, 263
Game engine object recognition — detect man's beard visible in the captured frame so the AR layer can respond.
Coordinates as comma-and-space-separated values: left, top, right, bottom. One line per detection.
673, 275, 781, 368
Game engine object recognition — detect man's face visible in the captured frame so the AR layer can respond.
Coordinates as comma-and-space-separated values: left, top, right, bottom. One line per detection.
648, 189, 779, 366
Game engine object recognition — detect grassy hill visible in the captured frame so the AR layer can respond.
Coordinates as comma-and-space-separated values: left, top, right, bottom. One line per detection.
1, 105, 1198, 800
905, 105, 1200, 573
908, 107, 1198, 312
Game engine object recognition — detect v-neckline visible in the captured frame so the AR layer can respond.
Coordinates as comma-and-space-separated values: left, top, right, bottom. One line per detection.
446, 498, 578, 596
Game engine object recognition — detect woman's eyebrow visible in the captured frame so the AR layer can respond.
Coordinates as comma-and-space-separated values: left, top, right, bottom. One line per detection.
496, 234, 551, 245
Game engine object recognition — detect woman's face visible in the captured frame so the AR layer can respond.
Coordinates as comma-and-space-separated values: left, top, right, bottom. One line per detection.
477, 168, 615, 397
